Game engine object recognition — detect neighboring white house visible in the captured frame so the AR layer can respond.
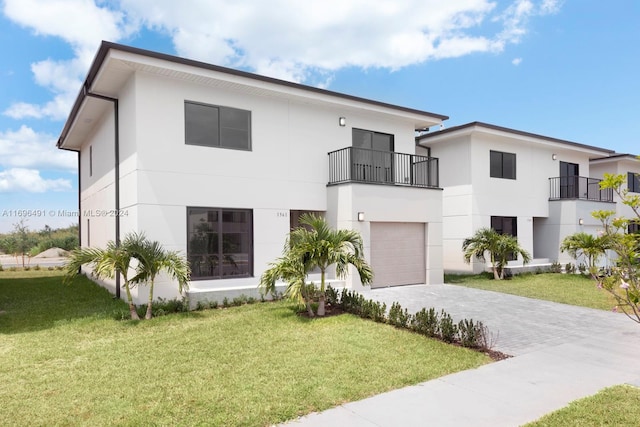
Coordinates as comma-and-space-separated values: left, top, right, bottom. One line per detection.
416, 122, 621, 273
57, 41, 447, 305
590, 154, 640, 233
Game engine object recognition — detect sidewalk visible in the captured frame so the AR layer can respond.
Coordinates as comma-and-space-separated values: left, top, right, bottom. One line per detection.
283, 284, 640, 426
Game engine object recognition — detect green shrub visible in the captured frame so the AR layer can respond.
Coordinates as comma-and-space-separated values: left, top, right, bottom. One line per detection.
412, 307, 439, 337
550, 261, 562, 273
222, 297, 230, 308
33, 264, 41, 271
565, 263, 575, 274
458, 319, 484, 348
388, 302, 411, 329
439, 310, 458, 343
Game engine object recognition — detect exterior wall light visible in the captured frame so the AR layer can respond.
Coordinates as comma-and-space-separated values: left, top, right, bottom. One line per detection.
578, 218, 584, 225
552, 154, 558, 160
339, 117, 346, 127
357, 212, 365, 222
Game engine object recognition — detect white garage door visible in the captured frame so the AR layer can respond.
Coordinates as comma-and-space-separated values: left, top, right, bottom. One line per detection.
370, 222, 426, 288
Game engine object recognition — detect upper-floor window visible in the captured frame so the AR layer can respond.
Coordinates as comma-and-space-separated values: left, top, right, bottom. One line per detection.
629, 222, 640, 234
185, 101, 251, 151
490, 150, 516, 180
628, 172, 640, 193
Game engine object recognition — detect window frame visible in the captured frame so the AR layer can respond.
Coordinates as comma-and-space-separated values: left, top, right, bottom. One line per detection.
490, 150, 516, 180
184, 100, 252, 151
628, 172, 640, 193
187, 207, 254, 280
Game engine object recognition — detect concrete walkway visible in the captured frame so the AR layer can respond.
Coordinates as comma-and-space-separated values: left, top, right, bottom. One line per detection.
284, 284, 640, 426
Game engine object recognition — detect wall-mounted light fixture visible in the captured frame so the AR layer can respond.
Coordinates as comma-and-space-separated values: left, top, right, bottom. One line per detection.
339, 117, 346, 127
578, 218, 584, 225
552, 154, 558, 160
357, 212, 365, 222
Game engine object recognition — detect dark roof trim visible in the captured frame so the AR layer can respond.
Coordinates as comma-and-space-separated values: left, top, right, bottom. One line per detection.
58, 41, 448, 148
591, 153, 640, 162
417, 121, 615, 154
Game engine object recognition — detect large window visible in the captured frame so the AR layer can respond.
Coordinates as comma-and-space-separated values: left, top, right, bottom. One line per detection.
187, 207, 253, 280
185, 101, 251, 150
491, 216, 518, 261
628, 172, 640, 193
490, 150, 516, 179
491, 216, 517, 236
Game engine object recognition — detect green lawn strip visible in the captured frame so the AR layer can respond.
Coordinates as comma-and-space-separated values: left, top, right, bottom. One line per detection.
1, 273, 489, 426
524, 384, 640, 426
445, 273, 617, 311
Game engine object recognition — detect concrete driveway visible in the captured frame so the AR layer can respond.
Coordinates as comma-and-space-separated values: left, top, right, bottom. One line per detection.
285, 283, 640, 426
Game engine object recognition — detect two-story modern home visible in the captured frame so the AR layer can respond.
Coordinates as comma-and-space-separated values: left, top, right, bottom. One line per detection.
417, 122, 621, 273
57, 42, 446, 305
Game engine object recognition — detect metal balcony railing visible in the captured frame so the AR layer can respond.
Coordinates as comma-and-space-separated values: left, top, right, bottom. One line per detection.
328, 147, 439, 188
549, 176, 613, 202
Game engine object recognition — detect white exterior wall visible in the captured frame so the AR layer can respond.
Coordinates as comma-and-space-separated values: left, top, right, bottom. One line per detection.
327, 183, 443, 288
591, 158, 640, 221
425, 127, 604, 273
80, 69, 440, 303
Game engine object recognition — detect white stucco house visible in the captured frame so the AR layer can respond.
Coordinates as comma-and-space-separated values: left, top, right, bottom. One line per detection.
416, 122, 633, 273
57, 41, 446, 305
590, 153, 640, 234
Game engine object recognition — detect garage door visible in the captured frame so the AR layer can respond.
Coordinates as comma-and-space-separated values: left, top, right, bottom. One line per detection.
370, 222, 426, 288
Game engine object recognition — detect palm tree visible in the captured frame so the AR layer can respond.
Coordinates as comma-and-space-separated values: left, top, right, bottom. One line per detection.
64, 233, 148, 320
560, 232, 610, 272
129, 236, 191, 319
462, 227, 531, 280
260, 213, 373, 316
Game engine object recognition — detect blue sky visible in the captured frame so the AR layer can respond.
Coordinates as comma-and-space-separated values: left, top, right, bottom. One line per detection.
0, 0, 638, 233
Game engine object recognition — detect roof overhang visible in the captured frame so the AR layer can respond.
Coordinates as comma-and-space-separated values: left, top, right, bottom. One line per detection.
417, 121, 614, 158
58, 41, 448, 151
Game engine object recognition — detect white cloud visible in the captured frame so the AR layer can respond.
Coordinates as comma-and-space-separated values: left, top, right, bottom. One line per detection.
2, 0, 564, 119
2, 0, 133, 120
0, 168, 72, 193
0, 126, 76, 171
512, 57, 523, 65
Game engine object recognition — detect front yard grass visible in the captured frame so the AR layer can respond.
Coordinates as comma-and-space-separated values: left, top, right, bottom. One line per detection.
445, 272, 618, 311
0, 271, 490, 426
525, 384, 640, 426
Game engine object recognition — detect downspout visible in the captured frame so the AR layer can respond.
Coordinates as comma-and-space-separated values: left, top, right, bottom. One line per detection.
84, 87, 121, 299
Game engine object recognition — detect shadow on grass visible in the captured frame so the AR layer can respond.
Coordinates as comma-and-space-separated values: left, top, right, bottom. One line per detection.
0, 273, 130, 334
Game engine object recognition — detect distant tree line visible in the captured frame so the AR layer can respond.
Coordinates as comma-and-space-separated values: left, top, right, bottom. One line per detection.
0, 220, 79, 265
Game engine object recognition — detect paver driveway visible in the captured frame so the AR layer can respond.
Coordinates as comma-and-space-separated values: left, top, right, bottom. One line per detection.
285, 284, 640, 426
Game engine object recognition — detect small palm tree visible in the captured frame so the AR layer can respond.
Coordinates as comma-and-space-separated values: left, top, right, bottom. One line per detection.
129, 236, 191, 319
560, 232, 610, 272
64, 232, 191, 320
64, 233, 147, 320
260, 213, 373, 316
463, 227, 531, 280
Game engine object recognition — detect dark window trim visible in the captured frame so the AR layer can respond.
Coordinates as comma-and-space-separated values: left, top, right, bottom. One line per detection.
490, 150, 516, 180
187, 206, 254, 281
89, 145, 93, 177
184, 100, 252, 151
628, 172, 640, 193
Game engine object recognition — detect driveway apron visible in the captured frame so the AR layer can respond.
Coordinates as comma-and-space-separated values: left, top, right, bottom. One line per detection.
284, 284, 640, 427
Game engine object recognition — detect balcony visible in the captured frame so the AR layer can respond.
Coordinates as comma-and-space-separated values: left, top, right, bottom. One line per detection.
328, 147, 439, 188
549, 176, 613, 202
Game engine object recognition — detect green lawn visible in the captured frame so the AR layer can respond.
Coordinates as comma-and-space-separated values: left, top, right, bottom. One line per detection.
0, 271, 489, 426
445, 272, 618, 311
525, 385, 640, 426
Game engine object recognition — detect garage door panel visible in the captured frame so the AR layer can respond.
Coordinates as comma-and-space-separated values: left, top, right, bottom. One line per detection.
370, 222, 425, 288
